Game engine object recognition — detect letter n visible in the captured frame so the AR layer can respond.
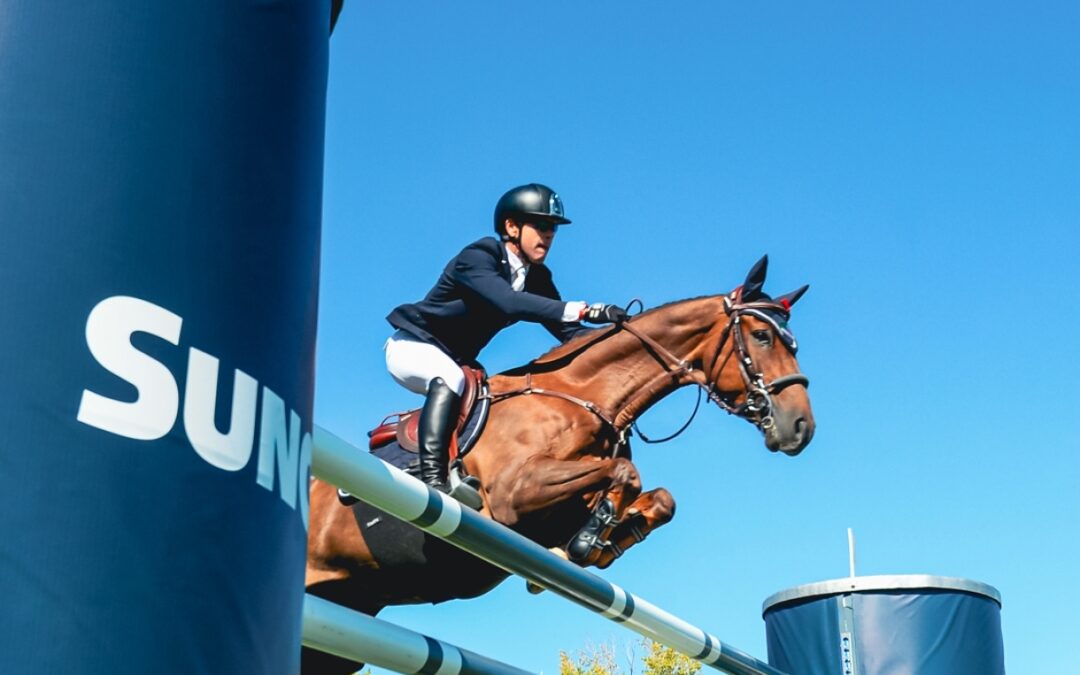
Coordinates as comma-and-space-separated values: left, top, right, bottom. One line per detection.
256, 387, 301, 515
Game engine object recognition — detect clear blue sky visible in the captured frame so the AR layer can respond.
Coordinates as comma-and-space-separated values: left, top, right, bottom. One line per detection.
315, 2, 1079, 672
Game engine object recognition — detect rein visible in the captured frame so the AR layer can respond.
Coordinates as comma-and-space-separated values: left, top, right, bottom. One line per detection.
485, 370, 632, 454
485, 290, 809, 452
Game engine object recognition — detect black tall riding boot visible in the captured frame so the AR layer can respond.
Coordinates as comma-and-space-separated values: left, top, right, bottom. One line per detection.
417, 378, 462, 493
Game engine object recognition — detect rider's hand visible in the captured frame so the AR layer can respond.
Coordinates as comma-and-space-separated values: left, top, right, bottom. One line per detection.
581, 303, 628, 324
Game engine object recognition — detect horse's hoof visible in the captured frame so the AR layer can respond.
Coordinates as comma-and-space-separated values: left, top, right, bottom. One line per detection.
525, 547, 569, 594
525, 580, 546, 595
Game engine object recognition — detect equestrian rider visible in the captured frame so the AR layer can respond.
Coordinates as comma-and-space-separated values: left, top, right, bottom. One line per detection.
385, 183, 628, 494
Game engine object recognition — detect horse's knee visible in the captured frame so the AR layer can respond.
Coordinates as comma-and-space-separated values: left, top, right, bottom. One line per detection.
649, 488, 676, 524
609, 457, 641, 489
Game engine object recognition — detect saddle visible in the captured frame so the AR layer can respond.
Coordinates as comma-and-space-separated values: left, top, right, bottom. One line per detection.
367, 365, 489, 464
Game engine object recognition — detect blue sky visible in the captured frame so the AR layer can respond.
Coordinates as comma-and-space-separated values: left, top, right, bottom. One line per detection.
315, 2, 1079, 672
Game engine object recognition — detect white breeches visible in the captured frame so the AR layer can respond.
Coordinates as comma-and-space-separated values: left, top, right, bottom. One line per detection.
384, 330, 466, 396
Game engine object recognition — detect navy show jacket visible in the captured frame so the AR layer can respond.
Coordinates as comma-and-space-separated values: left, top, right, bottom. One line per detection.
387, 237, 587, 364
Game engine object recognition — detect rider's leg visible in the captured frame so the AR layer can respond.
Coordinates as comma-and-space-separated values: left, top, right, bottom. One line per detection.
416, 377, 462, 492
384, 330, 466, 395
384, 331, 465, 491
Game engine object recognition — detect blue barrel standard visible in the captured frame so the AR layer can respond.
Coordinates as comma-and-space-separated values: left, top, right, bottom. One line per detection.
763, 575, 1005, 675
0, 2, 337, 673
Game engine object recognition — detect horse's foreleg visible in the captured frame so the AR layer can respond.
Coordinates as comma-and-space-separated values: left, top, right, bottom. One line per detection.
494, 456, 642, 526
501, 456, 644, 567
591, 487, 676, 569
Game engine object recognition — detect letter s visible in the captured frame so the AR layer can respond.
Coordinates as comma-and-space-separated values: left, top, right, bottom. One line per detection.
76, 296, 182, 440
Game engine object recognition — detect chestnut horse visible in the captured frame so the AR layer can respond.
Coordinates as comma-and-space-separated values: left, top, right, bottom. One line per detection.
303, 256, 814, 674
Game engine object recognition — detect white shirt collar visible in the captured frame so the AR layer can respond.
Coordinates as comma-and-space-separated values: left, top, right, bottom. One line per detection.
505, 244, 529, 292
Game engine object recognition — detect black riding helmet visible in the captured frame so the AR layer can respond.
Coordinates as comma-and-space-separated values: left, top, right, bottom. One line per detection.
493, 183, 571, 236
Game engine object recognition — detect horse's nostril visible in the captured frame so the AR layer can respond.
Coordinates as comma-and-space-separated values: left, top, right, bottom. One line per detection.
795, 418, 807, 439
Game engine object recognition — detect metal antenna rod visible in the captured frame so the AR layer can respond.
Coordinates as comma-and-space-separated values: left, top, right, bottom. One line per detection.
847, 528, 857, 578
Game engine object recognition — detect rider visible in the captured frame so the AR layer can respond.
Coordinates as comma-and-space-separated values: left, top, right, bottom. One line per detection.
385, 183, 628, 494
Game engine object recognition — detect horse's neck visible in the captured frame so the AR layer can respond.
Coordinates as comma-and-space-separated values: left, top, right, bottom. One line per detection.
529, 296, 728, 428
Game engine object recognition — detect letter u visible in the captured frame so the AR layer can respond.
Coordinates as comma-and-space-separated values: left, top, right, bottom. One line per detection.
183, 347, 258, 471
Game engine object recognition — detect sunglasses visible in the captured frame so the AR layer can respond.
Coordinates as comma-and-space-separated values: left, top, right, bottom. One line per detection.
525, 221, 559, 234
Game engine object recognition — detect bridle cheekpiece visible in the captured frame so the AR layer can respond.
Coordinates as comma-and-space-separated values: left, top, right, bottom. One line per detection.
699, 287, 809, 431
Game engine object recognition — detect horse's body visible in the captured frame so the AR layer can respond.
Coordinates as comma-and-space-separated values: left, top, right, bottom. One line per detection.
303, 258, 814, 674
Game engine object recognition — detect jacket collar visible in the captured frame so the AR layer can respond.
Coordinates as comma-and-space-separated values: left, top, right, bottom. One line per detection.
505, 245, 529, 278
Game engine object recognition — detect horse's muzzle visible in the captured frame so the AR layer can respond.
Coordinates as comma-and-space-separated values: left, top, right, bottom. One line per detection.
763, 399, 814, 456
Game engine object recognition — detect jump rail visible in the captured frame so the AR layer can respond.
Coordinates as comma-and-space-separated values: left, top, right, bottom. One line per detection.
312, 426, 786, 675
303, 594, 533, 675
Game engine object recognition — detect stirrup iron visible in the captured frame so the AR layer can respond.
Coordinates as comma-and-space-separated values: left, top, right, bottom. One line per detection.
448, 464, 483, 510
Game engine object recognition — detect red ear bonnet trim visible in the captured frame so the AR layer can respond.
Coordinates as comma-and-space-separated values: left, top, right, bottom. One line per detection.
780, 298, 791, 311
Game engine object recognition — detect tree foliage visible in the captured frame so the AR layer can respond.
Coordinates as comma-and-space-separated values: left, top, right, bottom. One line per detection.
559, 640, 619, 675
641, 640, 701, 675
558, 639, 701, 675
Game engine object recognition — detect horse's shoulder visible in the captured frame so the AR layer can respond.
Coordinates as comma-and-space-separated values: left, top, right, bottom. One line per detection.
485, 372, 527, 395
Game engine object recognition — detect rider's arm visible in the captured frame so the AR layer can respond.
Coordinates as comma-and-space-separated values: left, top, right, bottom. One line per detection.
450, 241, 583, 323
518, 263, 591, 343
544, 313, 590, 343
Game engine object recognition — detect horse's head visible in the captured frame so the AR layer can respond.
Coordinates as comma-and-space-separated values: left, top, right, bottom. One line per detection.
706, 256, 815, 456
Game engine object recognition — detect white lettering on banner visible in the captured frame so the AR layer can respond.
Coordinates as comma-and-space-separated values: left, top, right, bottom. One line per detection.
76, 295, 311, 529
298, 430, 312, 525
257, 388, 300, 509
185, 348, 258, 472
77, 296, 182, 440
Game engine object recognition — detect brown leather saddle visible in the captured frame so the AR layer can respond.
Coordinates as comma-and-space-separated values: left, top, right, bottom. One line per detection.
367, 366, 489, 464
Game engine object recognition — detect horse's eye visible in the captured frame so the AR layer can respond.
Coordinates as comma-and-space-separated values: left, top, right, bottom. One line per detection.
752, 329, 772, 346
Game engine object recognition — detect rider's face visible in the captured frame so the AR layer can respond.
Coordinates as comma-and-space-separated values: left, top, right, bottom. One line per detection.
506, 219, 557, 265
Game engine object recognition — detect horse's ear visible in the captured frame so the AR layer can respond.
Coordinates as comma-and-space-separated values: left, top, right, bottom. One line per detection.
775, 284, 809, 309
742, 255, 768, 300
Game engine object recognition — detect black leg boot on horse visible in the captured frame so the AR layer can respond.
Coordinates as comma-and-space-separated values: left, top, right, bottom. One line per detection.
418, 377, 462, 494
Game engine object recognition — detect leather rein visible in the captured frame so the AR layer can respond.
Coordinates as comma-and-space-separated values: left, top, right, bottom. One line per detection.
485, 289, 810, 452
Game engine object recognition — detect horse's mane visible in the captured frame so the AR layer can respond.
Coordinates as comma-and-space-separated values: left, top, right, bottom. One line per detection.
498, 294, 720, 377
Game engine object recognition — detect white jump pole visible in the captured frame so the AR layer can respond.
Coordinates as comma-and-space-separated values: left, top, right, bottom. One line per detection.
311, 426, 786, 675
302, 595, 533, 675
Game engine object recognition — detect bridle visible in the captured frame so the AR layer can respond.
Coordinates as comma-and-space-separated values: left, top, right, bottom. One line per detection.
486, 289, 809, 452
621, 289, 808, 441
703, 290, 809, 425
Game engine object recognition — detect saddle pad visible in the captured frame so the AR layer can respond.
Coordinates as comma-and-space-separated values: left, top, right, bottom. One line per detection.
370, 393, 488, 461
368, 366, 488, 457
349, 444, 507, 603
